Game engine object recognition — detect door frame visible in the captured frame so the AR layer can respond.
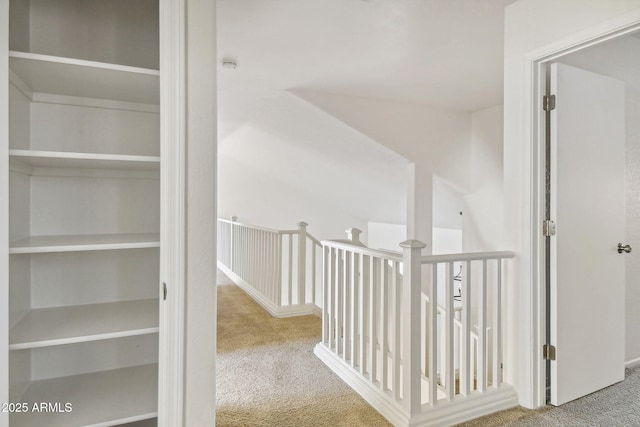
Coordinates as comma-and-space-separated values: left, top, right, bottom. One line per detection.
524, 12, 640, 409
159, 0, 217, 425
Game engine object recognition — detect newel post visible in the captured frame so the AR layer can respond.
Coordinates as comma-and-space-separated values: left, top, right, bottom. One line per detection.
400, 239, 426, 416
345, 227, 363, 246
297, 222, 308, 305
230, 216, 237, 271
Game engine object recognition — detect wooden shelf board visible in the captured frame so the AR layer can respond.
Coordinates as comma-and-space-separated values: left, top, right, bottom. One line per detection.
10, 299, 159, 350
9, 233, 160, 254
9, 150, 160, 171
9, 51, 159, 104
10, 364, 158, 427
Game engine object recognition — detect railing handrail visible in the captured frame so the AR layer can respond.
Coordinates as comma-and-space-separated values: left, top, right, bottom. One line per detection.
322, 239, 403, 262
217, 217, 280, 234
217, 218, 322, 246
306, 233, 322, 247
278, 229, 301, 235
322, 240, 514, 265
421, 250, 515, 264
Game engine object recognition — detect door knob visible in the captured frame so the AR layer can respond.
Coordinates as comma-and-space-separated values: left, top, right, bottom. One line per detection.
618, 243, 632, 254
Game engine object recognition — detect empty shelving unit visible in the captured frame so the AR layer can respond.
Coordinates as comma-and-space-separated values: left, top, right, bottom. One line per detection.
2, 0, 164, 425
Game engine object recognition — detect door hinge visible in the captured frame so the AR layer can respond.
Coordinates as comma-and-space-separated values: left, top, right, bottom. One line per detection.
163, 282, 167, 300
543, 220, 556, 237
543, 94, 556, 112
543, 344, 556, 361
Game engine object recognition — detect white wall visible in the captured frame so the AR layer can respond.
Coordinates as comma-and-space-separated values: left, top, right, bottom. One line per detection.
367, 221, 406, 252
433, 175, 464, 230
433, 227, 462, 255
504, 0, 640, 408
432, 176, 464, 255
463, 105, 504, 252
27, 0, 159, 69
222, 88, 503, 256
556, 35, 640, 364
294, 90, 471, 249
218, 92, 408, 242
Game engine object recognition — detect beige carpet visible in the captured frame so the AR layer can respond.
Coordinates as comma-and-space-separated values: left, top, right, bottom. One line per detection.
216, 270, 391, 427
217, 270, 640, 426
457, 366, 640, 426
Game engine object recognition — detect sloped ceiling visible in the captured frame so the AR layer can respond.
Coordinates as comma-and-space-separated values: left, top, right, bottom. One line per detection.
217, 0, 515, 140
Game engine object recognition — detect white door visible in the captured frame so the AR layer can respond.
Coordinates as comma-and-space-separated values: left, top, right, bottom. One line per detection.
549, 63, 626, 406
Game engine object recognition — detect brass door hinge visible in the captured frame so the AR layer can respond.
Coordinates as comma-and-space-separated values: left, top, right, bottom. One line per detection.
543, 95, 556, 112
543, 344, 556, 361
543, 220, 556, 237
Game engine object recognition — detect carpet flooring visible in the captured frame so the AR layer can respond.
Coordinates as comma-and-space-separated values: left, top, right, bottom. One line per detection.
217, 270, 640, 426
457, 365, 640, 426
216, 270, 391, 427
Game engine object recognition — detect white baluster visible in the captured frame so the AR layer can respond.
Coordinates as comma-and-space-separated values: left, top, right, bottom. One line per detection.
276, 234, 283, 307
297, 222, 308, 305
344, 250, 351, 361
429, 262, 438, 406
230, 216, 237, 272
350, 252, 359, 368
370, 257, 377, 384
360, 255, 368, 375
312, 243, 317, 307
478, 259, 487, 392
493, 258, 502, 388
323, 246, 330, 344
393, 261, 402, 400
461, 260, 471, 396
382, 259, 389, 391
445, 262, 455, 400
336, 250, 342, 355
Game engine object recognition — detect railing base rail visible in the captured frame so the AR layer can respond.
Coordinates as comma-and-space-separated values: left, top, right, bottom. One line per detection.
217, 262, 320, 318
314, 342, 518, 427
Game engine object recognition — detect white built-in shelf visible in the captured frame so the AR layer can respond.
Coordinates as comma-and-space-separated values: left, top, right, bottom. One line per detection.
9, 233, 160, 254
9, 150, 161, 171
10, 299, 159, 350
9, 51, 160, 105
10, 364, 158, 427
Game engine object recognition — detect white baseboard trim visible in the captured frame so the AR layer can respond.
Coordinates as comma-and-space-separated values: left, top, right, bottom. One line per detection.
313, 343, 409, 426
217, 261, 319, 318
314, 343, 519, 427
625, 356, 640, 369
411, 385, 519, 426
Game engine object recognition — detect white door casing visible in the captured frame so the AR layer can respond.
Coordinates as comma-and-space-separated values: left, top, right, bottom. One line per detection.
549, 62, 626, 406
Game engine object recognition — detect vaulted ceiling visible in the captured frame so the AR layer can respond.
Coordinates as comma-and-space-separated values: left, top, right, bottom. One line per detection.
217, 0, 515, 139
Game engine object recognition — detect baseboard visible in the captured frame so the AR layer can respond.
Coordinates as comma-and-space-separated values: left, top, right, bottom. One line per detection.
275, 303, 322, 318
217, 261, 319, 318
410, 385, 519, 426
313, 343, 409, 426
625, 356, 640, 369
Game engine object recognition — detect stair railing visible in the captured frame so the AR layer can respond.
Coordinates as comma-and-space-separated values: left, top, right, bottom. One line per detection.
217, 217, 322, 317
315, 237, 515, 422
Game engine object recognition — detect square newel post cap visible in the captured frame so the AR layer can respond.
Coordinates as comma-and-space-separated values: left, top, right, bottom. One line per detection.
345, 227, 362, 242
399, 239, 427, 249
230, 216, 237, 222
297, 221, 308, 229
